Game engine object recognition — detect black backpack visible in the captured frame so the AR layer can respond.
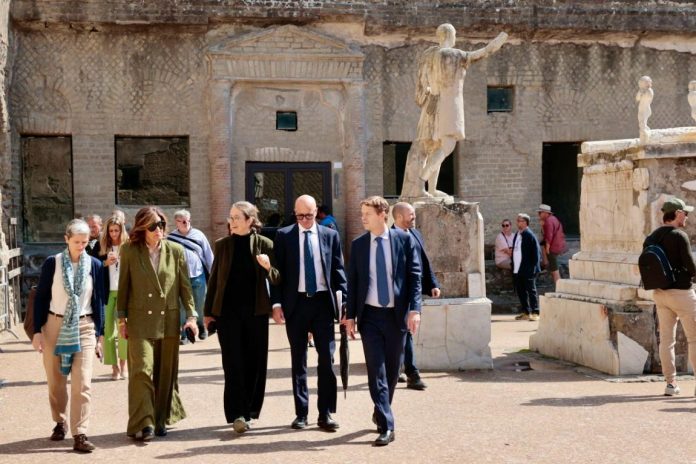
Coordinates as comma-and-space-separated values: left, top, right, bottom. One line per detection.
639, 231, 676, 290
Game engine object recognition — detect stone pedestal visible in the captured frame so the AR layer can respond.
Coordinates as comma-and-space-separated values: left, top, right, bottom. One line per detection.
415, 298, 493, 370
530, 130, 696, 375
405, 200, 493, 370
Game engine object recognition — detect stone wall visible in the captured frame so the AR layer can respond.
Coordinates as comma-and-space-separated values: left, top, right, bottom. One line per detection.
7, 4, 696, 261
11, 1, 696, 37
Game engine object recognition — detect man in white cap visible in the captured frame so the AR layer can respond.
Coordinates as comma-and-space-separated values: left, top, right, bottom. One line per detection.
644, 197, 696, 397
537, 204, 566, 284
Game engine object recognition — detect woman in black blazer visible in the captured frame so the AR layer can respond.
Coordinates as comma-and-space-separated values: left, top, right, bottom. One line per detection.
203, 201, 280, 434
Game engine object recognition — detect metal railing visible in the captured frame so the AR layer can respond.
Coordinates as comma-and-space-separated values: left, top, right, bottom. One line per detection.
0, 218, 22, 339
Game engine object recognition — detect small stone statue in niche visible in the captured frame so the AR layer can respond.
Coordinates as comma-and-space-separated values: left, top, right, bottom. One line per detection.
636, 75, 653, 143
688, 80, 696, 125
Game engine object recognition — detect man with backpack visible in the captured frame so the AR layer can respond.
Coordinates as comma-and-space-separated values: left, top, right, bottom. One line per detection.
643, 197, 696, 396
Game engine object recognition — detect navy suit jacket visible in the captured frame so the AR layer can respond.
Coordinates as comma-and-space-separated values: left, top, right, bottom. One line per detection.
512, 227, 541, 277
392, 226, 440, 296
272, 223, 348, 320
347, 228, 422, 330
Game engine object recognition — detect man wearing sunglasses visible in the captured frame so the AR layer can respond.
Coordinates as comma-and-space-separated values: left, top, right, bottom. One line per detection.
271, 195, 347, 432
644, 197, 696, 397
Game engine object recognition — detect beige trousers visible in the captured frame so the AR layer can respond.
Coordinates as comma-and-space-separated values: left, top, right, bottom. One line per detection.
41, 313, 96, 436
653, 288, 696, 384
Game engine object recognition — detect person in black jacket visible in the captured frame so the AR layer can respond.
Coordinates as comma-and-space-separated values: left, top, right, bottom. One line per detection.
392, 202, 441, 390
511, 213, 542, 321
31, 219, 106, 453
644, 197, 696, 397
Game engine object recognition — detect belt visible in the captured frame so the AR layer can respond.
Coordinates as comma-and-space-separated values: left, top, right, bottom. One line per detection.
49, 310, 91, 319
365, 304, 394, 310
298, 290, 329, 298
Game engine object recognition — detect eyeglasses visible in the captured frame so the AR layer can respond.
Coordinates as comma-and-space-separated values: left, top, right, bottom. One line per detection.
501, 224, 511, 227
228, 215, 245, 222
147, 221, 166, 232
295, 213, 315, 220
175, 219, 189, 224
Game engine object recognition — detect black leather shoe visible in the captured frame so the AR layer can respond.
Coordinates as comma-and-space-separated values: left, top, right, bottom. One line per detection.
317, 413, 339, 431
291, 416, 308, 429
73, 434, 95, 452
134, 426, 154, 441
155, 426, 167, 437
374, 430, 395, 446
406, 374, 427, 390
50, 422, 67, 441
371, 413, 383, 433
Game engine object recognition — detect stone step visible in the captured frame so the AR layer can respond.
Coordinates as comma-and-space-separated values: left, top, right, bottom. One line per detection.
555, 278, 637, 302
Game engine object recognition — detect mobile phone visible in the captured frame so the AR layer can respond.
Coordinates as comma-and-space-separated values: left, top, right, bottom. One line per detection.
185, 327, 196, 344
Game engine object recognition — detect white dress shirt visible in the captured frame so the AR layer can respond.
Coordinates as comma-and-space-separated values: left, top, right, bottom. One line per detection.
512, 231, 522, 274
108, 245, 120, 291
366, 229, 395, 308
298, 223, 328, 292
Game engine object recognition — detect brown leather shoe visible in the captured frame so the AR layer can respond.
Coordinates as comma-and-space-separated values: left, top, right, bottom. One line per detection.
73, 434, 95, 453
50, 422, 67, 441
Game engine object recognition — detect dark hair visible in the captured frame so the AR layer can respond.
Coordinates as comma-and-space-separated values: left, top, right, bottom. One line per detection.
501, 218, 511, 226
318, 205, 331, 215
129, 206, 168, 245
663, 211, 677, 223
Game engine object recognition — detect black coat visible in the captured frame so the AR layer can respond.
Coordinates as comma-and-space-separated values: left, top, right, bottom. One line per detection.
511, 228, 541, 277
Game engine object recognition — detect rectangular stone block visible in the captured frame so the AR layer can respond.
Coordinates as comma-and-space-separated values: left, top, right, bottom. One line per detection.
555, 278, 637, 301
414, 298, 493, 370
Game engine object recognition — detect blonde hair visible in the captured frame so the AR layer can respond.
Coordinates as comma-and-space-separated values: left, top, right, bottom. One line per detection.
360, 196, 390, 216
99, 215, 129, 256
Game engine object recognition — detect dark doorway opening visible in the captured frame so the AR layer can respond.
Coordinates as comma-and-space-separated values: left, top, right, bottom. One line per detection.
245, 162, 331, 240
542, 142, 582, 236
383, 141, 455, 197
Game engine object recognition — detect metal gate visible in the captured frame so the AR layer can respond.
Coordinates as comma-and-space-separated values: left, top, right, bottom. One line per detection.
1, 218, 23, 339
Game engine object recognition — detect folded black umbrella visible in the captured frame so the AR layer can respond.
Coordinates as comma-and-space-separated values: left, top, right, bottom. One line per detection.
337, 291, 349, 398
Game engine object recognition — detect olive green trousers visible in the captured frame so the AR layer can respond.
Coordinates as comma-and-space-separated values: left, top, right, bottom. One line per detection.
127, 337, 186, 435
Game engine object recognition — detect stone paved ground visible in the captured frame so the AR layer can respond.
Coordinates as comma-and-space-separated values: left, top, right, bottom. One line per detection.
1, 316, 695, 464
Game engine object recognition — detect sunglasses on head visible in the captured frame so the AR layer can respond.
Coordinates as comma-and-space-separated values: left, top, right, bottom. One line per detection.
147, 220, 166, 232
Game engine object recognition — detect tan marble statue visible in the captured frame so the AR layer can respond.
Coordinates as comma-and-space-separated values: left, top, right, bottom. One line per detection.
688, 80, 696, 124
636, 75, 653, 143
401, 24, 508, 198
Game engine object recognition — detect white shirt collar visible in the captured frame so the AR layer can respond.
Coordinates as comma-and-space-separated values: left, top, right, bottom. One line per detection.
370, 227, 390, 241
299, 222, 318, 234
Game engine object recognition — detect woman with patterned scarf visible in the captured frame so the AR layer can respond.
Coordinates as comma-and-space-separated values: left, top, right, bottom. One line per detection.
32, 219, 106, 453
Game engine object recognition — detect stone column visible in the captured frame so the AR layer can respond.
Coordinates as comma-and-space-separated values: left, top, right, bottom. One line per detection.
342, 81, 367, 242
207, 78, 233, 238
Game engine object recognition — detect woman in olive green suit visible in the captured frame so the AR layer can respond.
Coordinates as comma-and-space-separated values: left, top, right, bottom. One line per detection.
204, 201, 280, 434
117, 206, 198, 441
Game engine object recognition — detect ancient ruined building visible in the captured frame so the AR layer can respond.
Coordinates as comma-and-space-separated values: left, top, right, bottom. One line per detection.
3, 1, 696, 283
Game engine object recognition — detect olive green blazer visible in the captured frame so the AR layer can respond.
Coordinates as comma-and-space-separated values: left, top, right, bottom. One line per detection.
204, 232, 280, 317
117, 240, 195, 339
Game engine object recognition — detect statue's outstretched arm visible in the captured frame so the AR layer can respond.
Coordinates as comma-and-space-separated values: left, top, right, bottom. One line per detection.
466, 31, 508, 64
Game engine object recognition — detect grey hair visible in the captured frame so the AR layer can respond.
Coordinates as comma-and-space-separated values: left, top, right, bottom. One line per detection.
174, 209, 191, 220
85, 214, 102, 225
65, 219, 91, 238
517, 213, 531, 225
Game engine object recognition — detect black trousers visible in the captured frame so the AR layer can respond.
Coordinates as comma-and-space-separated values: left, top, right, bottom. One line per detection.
285, 292, 337, 417
216, 308, 269, 422
513, 273, 539, 314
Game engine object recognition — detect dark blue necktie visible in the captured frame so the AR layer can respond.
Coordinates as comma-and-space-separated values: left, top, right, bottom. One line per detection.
375, 237, 390, 307
304, 230, 317, 296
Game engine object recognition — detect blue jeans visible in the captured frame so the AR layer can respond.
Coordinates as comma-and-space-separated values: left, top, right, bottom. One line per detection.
180, 274, 207, 336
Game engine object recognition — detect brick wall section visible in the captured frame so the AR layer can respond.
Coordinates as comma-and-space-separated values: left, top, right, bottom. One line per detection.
11, 1, 696, 36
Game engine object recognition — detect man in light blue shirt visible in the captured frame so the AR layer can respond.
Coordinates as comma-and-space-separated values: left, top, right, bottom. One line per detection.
169, 210, 214, 341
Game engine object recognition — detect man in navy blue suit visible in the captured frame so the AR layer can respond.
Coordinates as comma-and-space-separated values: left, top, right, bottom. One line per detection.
272, 195, 347, 432
392, 202, 440, 390
511, 213, 542, 321
343, 196, 422, 446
